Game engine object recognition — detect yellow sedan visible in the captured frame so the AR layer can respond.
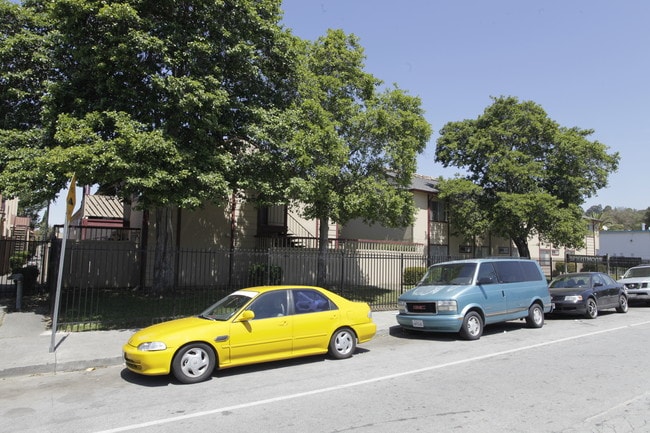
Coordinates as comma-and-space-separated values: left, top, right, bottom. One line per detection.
123, 285, 377, 383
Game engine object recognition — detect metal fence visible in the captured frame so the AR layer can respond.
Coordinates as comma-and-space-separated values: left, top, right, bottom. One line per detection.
15, 236, 639, 332
42, 241, 460, 331
0, 239, 50, 298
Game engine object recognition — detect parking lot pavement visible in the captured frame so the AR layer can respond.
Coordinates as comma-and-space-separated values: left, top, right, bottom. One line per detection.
0, 304, 398, 378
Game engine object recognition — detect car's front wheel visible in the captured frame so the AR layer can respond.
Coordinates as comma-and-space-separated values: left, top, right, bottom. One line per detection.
585, 298, 598, 319
329, 327, 357, 359
616, 294, 629, 313
526, 303, 544, 328
459, 311, 483, 340
172, 343, 216, 384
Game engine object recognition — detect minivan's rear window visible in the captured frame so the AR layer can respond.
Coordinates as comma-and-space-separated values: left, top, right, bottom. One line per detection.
493, 261, 543, 283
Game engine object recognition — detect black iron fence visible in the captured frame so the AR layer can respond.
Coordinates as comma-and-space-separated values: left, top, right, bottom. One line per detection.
8, 234, 638, 332
45, 241, 456, 331
0, 239, 50, 298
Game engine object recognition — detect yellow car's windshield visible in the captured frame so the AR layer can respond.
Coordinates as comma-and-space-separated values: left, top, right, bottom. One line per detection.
200, 292, 255, 321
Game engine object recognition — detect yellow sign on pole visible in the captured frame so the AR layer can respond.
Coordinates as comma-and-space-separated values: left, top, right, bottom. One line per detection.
66, 174, 76, 221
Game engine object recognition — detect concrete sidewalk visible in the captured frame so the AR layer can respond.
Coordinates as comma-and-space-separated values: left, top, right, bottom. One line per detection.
0, 304, 398, 379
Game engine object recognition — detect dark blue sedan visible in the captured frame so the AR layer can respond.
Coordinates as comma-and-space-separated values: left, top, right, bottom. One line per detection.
549, 272, 628, 319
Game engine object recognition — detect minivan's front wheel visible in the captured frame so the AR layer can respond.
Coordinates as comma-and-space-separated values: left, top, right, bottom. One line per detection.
459, 311, 483, 340
525, 303, 544, 328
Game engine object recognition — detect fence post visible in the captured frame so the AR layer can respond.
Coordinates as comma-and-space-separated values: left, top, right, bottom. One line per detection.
339, 250, 345, 294
400, 253, 404, 294
267, 248, 271, 285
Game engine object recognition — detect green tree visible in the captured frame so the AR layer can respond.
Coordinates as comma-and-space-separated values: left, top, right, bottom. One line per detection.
0, 0, 299, 291
0, 0, 59, 210
435, 96, 619, 258
257, 29, 431, 285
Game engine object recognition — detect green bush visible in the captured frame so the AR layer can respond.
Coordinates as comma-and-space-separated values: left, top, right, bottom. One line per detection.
248, 264, 282, 286
554, 261, 576, 275
403, 266, 427, 285
9, 251, 30, 273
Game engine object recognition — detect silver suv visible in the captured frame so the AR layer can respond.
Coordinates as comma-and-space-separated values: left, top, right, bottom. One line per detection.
618, 265, 650, 304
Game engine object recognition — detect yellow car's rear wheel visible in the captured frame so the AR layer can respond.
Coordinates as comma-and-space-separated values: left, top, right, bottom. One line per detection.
329, 327, 356, 359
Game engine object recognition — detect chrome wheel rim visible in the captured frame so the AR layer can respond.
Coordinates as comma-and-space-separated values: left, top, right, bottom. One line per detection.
587, 300, 597, 317
180, 347, 210, 378
334, 331, 354, 355
467, 316, 481, 336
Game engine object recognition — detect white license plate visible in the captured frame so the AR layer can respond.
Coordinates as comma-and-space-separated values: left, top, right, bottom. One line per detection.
412, 319, 424, 328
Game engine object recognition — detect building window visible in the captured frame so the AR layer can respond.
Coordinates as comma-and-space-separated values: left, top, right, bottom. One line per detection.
498, 246, 510, 255
459, 245, 472, 254
429, 200, 447, 222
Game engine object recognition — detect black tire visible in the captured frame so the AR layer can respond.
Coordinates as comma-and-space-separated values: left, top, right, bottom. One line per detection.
329, 327, 357, 359
616, 294, 629, 313
459, 311, 483, 340
526, 303, 544, 328
172, 343, 216, 384
585, 298, 598, 319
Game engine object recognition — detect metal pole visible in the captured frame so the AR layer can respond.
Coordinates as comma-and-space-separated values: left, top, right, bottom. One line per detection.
49, 218, 69, 353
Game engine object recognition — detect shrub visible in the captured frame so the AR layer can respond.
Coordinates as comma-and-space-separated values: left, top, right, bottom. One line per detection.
9, 251, 30, 273
403, 266, 427, 286
248, 264, 282, 286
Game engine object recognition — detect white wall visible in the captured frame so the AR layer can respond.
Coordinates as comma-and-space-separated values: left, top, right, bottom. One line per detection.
598, 231, 650, 260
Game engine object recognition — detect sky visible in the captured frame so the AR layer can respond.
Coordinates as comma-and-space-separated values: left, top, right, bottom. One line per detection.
46, 0, 650, 225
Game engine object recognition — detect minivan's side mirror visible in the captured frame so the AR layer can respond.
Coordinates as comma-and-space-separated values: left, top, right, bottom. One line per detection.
593, 282, 603, 287
478, 277, 495, 285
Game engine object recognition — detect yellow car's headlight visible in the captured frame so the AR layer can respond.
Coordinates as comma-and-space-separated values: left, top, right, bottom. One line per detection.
137, 341, 167, 351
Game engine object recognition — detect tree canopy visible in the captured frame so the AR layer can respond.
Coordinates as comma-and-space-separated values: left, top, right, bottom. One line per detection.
0, 0, 301, 290
1, 2, 431, 289
585, 204, 650, 231
1, 0, 300, 211
257, 29, 431, 284
435, 96, 620, 257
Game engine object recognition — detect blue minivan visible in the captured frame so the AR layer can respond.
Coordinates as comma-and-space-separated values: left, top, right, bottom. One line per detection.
396, 258, 553, 340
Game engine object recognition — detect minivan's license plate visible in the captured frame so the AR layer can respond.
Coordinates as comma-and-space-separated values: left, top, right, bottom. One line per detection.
412, 319, 424, 328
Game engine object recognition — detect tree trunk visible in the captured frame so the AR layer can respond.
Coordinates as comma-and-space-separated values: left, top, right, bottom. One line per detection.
316, 216, 329, 287
152, 206, 175, 294
512, 237, 531, 259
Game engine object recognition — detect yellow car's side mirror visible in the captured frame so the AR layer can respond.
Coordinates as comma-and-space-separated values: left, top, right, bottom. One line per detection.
236, 310, 255, 322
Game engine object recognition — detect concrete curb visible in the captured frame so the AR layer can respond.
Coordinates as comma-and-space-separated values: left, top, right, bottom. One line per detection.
0, 356, 125, 379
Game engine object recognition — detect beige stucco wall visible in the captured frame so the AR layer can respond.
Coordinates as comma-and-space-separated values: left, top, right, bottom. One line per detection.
338, 190, 429, 245
1, 197, 19, 238
141, 197, 259, 250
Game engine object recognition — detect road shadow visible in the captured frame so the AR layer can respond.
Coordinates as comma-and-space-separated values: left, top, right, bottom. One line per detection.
120, 347, 370, 387
545, 310, 618, 321
388, 319, 533, 341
